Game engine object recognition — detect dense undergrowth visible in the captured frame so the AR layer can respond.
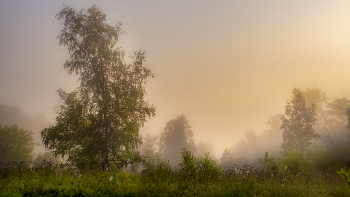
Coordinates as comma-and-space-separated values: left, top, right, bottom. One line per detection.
0, 151, 349, 196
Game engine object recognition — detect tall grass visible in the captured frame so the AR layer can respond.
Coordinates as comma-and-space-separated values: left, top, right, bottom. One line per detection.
0, 152, 349, 196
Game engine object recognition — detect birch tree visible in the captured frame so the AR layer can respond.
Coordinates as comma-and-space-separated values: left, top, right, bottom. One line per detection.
41, 5, 155, 170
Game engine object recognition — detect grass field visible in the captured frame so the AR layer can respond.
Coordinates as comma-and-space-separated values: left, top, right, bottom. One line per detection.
0, 160, 349, 197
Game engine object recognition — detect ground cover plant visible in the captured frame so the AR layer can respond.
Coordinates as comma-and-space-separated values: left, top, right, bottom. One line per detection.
0, 150, 349, 197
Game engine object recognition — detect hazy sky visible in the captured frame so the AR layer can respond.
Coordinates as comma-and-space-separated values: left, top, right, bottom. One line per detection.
1, 0, 350, 157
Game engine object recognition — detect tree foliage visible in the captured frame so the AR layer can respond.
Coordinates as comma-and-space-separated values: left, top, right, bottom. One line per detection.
301, 88, 328, 132
231, 130, 261, 163
347, 109, 350, 130
326, 98, 350, 125
159, 115, 196, 166
281, 88, 319, 156
219, 148, 234, 170
258, 151, 278, 176
320, 98, 350, 153
34, 152, 62, 165
263, 114, 282, 138
140, 133, 164, 168
41, 5, 155, 169
195, 141, 215, 159
0, 104, 50, 153
0, 124, 37, 164
302, 88, 328, 114
278, 150, 315, 175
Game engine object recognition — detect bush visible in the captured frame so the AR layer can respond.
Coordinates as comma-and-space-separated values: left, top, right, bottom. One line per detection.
311, 145, 350, 172
179, 148, 222, 184
278, 150, 315, 175
258, 151, 278, 177
179, 148, 197, 183
196, 152, 222, 182
336, 161, 350, 189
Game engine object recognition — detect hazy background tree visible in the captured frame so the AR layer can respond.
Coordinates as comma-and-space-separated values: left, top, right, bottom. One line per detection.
219, 114, 283, 170
195, 141, 215, 159
302, 88, 328, 118
281, 88, 319, 156
263, 114, 282, 137
325, 98, 350, 126
34, 151, 62, 165
347, 108, 350, 130
231, 130, 259, 159
311, 97, 350, 171
41, 5, 155, 170
261, 114, 283, 157
0, 124, 37, 164
139, 133, 164, 169
159, 114, 196, 166
0, 104, 50, 154
301, 88, 329, 139
219, 148, 234, 170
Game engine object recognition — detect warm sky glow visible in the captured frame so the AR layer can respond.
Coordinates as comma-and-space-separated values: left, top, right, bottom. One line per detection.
1, 0, 350, 157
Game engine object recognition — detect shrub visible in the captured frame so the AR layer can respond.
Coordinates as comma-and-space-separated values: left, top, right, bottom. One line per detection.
179, 148, 197, 183
278, 150, 315, 175
311, 145, 350, 172
336, 161, 350, 189
179, 148, 222, 184
142, 160, 172, 183
196, 152, 222, 182
258, 151, 278, 177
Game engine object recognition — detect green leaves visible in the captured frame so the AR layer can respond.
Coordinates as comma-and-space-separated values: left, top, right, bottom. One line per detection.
179, 148, 222, 183
336, 167, 350, 189
0, 124, 36, 164
258, 151, 278, 177
159, 115, 196, 167
281, 88, 319, 156
42, 5, 155, 169
278, 150, 315, 175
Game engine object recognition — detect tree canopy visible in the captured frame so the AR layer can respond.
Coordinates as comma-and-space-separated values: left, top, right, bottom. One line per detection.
219, 148, 234, 170
0, 104, 50, 154
347, 109, 350, 130
159, 114, 196, 166
281, 88, 319, 156
195, 141, 215, 159
264, 114, 282, 135
34, 152, 62, 165
0, 124, 37, 164
41, 5, 155, 170
326, 98, 350, 125
139, 133, 163, 168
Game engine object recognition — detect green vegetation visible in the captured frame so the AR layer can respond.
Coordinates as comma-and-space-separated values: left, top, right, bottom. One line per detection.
34, 152, 62, 165
41, 5, 155, 170
281, 88, 320, 156
258, 151, 278, 177
337, 167, 350, 189
0, 124, 38, 164
1, 4, 349, 196
1, 150, 349, 196
278, 150, 315, 176
159, 115, 196, 167
336, 161, 350, 189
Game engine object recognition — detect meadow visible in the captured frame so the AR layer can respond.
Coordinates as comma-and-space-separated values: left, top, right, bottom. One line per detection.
1, 151, 349, 197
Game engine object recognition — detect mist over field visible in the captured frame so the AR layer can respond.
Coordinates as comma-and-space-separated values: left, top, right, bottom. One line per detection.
1, 0, 350, 163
